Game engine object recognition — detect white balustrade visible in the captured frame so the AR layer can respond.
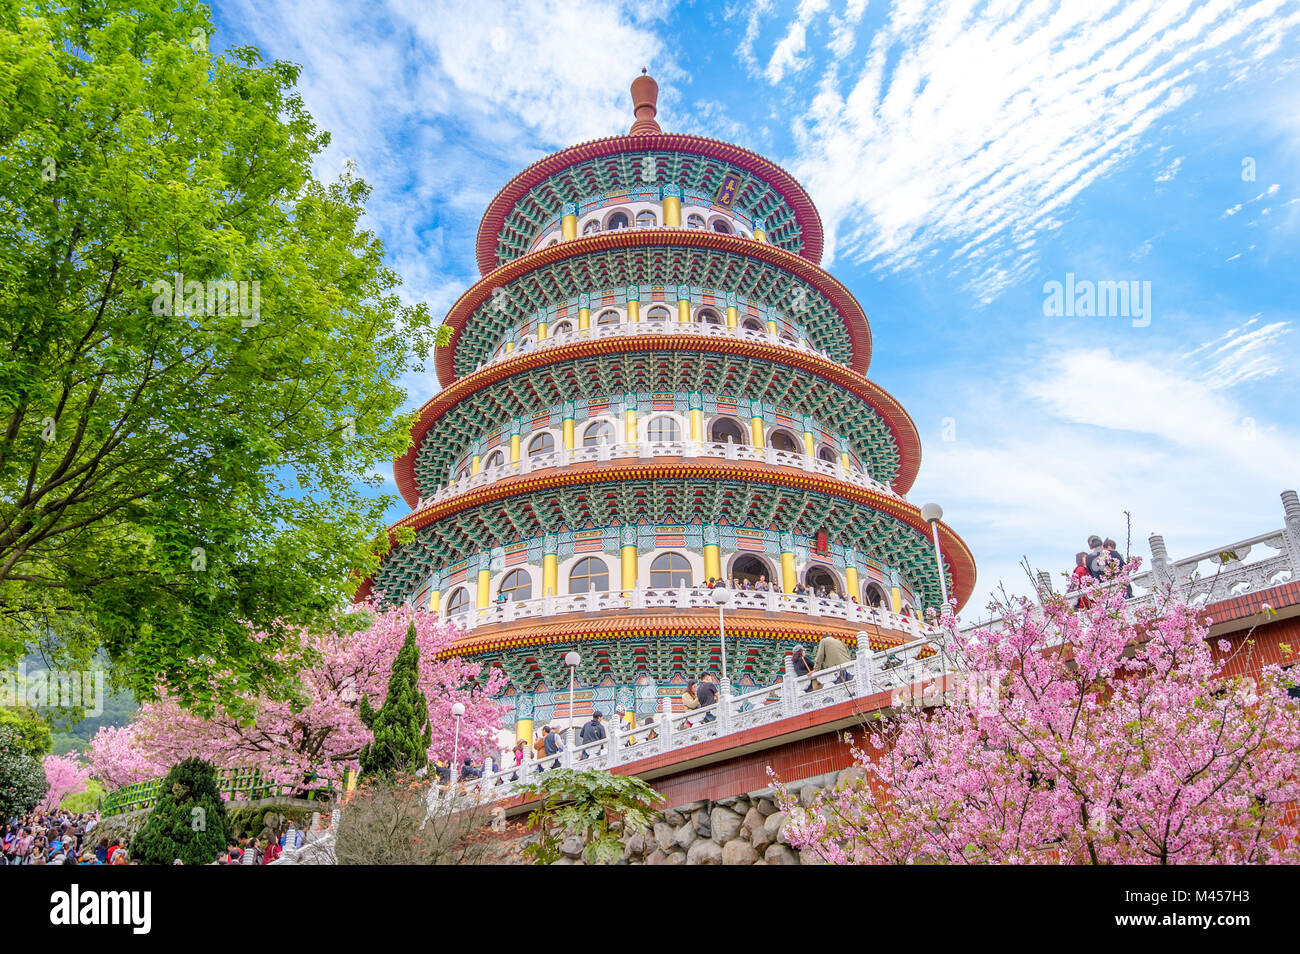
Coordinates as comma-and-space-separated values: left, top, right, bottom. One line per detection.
423, 439, 896, 510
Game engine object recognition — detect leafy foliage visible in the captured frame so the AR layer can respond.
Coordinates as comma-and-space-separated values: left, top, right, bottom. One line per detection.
0, 723, 47, 815
358, 621, 431, 778
0, 705, 52, 755
334, 774, 494, 865
130, 757, 229, 865
0, 0, 430, 709
518, 769, 662, 865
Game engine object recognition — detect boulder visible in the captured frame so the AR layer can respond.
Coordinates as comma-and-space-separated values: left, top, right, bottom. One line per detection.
762, 810, 788, 841
667, 850, 687, 865
645, 849, 668, 866
692, 808, 711, 839
716, 795, 743, 808
709, 806, 744, 845
764, 844, 798, 865
654, 822, 676, 853
722, 839, 760, 865
686, 839, 723, 865
836, 766, 864, 787
622, 832, 645, 859
663, 809, 686, 827
799, 785, 820, 807
750, 821, 774, 852
756, 798, 778, 817
560, 835, 585, 859
673, 821, 695, 850
740, 806, 765, 839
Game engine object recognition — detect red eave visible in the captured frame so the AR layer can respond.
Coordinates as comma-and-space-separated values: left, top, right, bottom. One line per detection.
437, 230, 871, 387
475, 132, 825, 275
395, 335, 920, 507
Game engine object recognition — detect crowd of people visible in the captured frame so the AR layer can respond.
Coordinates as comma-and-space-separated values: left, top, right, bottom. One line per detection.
1068, 534, 1130, 606
3, 808, 317, 866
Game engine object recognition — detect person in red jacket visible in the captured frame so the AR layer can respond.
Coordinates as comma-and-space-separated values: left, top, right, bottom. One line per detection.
1069, 552, 1092, 609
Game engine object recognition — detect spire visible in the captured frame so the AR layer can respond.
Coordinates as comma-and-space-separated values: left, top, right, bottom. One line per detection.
629, 68, 661, 136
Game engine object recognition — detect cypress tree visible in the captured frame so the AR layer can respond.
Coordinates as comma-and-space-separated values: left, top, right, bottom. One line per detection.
358, 621, 431, 777
130, 757, 229, 865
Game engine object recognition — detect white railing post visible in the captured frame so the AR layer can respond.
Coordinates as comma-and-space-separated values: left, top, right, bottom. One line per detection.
659, 695, 674, 748
563, 728, 576, 769
719, 683, 734, 734
855, 631, 874, 694
782, 652, 798, 717
607, 719, 621, 767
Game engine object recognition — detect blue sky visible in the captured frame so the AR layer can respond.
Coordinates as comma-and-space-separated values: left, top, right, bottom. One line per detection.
210, 0, 1300, 610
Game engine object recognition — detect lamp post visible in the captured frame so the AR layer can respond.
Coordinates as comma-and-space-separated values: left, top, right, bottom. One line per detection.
450, 701, 465, 783
711, 586, 732, 688
920, 503, 949, 615
565, 651, 581, 750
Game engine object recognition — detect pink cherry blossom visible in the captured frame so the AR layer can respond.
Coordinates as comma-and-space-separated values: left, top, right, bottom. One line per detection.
40, 753, 91, 811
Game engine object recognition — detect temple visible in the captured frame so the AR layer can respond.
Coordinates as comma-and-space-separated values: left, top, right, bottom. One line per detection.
358, 73, 978, 744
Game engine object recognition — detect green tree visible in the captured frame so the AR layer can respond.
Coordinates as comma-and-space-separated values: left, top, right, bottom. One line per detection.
0, 704, 52, 754
358, 622, 430, 777
129, 757, 228, 865
0, 0, 429, 710
0, 724, 48, 815
518, 769, 662, 865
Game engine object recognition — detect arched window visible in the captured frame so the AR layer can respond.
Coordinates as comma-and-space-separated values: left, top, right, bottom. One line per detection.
686, 214, 706, 230
650, 552, 692, 588
646, 416, 680, 442
583, 420, 616, 447
741, 317, 765, 332
551, 320, 573, 336
712, 219, 732, 234
864, 582, 888, 608
528, 432, 555, 457
444, 587, 470, 616
482, 450, 505, 470
546, 238, 559, 247
499, 569, 532, 602
455, 465, 470, 480
569, 557, 609, 594
582, 220, 601, 235
606, 212, 630, 230
731, 554, 775, 587
697, 308, 722, 324
805, 566, 840, 595
635, 210, 656, 228
597, 309, 621, 326
645, 307, 670, 322
817, 445, 837, 464
770, 429, 800, 453
709, 417, 746, 444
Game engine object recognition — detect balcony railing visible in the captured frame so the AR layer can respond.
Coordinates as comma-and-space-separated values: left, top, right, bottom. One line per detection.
441, 584, 933, 636
432, 634, 948, 804
421, 439, 895, 509
476, 319, 839, 372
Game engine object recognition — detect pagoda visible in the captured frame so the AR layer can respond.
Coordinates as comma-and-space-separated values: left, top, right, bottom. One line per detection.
358, 73, 977, 744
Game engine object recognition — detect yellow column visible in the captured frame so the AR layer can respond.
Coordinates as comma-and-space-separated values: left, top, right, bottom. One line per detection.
543, 553, 558, 597
537, 320, 548, 341
627, 300, 640, 322
891, 585, 903, 613
562, 419, 575, 450
624, 404, 638, 443
515, 718, 533, 746
662, 186, 682, 227
704, 543, 721, 581
802, 430, 815, 457
476, 566, 491, 609
766, 318, 778, 336
578, 307, 590, 330
509, 434, 521, 462
781, 550, 796, 593
841, 450, 852, 469
753, 228, 767, 243
621, 543, 637, 591
428, 587, 440, 613
725, 306, 738, 327
690, 409, 703, 441
676, 286, 691, 323
505, 340, 514, 354
470, 453, 481, 475
750, 416, 765, 447
561, 202, 578, 240
846, 566, 859, 602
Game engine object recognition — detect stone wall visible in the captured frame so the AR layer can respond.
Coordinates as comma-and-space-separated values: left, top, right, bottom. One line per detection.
553, 769, 849, 865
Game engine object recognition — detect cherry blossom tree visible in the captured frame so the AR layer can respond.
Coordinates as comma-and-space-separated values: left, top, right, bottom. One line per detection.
778, 569, 1300, 864
40, 753, 91, 811
88, 603, 505, 791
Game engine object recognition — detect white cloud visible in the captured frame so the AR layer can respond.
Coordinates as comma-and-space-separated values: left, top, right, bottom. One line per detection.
776, 0, 1298, 296
1155, 155, 1184, 181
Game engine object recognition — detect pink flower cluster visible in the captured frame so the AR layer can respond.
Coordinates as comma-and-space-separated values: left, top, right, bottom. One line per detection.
40, 753, 92, 811
88, 602, 505, 791
778, 568, 1300, 864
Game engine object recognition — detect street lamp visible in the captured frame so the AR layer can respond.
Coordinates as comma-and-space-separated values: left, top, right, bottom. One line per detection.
920, 503, 950, 613
450, 701, 465, 783
565, 651, 581, 748
711, 586, 732, 688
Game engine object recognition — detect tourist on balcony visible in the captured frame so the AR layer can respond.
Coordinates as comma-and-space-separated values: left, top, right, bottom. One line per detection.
814, 636, 852, 683
696, 673, 719, 721
1085, 535, 1105, 580
791, 645, 821, 692
513, 739, 528, 766
1069, 552, 1093, 609
579, 711, 607, 759
680, 680, 699, 720
543, 724, 564, 768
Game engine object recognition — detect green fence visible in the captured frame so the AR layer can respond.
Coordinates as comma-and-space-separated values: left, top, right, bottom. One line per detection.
101, 766, 336, 816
